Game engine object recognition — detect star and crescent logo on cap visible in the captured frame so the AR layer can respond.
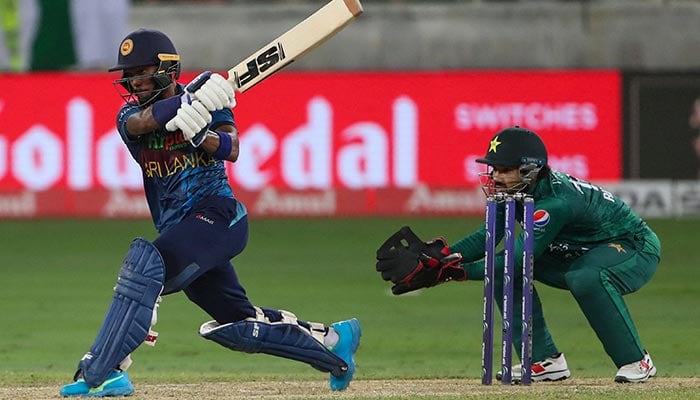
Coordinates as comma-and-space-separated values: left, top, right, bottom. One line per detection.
489, 135, 502, 153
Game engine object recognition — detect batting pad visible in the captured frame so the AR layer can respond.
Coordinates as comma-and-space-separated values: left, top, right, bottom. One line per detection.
78, 238, 164, 388
200, 319, 348, 377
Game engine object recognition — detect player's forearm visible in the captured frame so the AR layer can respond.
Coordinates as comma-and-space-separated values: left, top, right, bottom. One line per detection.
451, 227, 488, 262
125, 108, 161, 137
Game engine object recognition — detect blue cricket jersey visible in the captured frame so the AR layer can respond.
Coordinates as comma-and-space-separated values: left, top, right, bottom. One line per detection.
116, 84, 236, 233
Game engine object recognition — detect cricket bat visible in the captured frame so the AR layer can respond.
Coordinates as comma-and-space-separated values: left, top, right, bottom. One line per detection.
229, 0, 363, 93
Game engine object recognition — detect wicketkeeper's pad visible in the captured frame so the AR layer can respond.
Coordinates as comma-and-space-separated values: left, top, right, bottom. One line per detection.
77, 238, 165, 387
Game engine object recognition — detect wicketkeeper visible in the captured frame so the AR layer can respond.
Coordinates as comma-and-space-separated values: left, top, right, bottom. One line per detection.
60, 28, 361, 397
376, 126, 660, 383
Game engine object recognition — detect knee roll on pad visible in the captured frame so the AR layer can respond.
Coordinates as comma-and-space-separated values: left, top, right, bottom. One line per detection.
77, 238, 165, 388
199, 319, 348, 376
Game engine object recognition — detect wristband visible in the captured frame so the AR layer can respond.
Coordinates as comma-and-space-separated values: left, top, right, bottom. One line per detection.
212, 130, 233, 160
151, 95, 185, 127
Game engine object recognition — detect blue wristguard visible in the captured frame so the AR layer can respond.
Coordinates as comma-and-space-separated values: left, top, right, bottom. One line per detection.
151, 95, 184, 127
212, 130, 233, 160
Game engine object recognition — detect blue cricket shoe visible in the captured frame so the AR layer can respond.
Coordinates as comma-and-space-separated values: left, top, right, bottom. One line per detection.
60, 370, 134, 397
329, 318, 362, 391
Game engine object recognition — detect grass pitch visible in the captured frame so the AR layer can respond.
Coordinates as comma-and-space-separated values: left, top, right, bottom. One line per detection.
0, 217, 698, 399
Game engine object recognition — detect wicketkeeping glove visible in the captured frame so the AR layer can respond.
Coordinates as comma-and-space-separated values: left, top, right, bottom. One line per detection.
375, 226, 466, 295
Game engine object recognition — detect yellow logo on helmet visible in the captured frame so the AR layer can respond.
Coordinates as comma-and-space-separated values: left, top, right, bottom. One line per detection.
157, 53, 180, 62
120, 39, 134, 56
488, 136, 502, 153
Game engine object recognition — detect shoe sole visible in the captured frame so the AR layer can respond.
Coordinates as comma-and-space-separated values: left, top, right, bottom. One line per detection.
497, 370, 570, 383
89, 387, 134, 397
60, 379, 134, 397
61, 387, 134, 398
515, 372, 570, 383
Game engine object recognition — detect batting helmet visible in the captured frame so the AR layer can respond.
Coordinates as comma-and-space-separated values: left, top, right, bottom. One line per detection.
475, 126, 548, 168
109, 28, 181, 89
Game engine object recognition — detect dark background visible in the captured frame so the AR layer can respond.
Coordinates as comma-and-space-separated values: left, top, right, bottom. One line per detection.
624, 73, 700, 180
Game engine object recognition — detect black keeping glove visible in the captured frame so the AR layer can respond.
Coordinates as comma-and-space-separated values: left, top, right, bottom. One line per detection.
375, 226, 466, 295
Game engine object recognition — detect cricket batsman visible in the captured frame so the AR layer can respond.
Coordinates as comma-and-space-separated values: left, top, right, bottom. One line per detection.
60, 28, 361, 397
375, 126, 660, 383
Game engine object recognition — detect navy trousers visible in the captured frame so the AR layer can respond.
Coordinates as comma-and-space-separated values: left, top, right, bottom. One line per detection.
153, 195, 256, 323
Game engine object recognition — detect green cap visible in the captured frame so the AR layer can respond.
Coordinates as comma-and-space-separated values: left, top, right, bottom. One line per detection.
475, 126, 548, 168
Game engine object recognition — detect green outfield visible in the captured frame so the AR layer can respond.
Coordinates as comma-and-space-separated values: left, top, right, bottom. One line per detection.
0, 217, 698, 398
